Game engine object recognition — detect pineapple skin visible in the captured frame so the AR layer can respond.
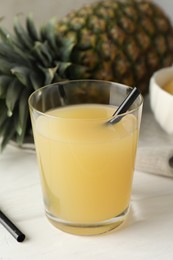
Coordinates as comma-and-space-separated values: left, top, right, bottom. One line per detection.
0, 0, 173, 150
55, 0, 173, 94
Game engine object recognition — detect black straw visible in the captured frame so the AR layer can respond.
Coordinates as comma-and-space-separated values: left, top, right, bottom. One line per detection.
0, 210, 25, 242
106, 87, 140, 125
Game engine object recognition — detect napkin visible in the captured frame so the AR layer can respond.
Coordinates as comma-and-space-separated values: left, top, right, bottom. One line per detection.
135, 95, 173, 178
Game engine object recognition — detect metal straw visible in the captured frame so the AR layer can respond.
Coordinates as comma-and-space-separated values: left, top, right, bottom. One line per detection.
106, 87, 140, 125
0, 210, 25, 242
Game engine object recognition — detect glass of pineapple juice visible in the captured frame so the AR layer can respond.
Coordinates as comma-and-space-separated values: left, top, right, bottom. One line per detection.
28, 80, 143, 235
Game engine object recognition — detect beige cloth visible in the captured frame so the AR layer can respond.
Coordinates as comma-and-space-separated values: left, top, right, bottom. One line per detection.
136, 95, 173, 177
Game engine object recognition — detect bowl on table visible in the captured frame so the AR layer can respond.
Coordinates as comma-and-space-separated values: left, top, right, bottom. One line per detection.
149, 67, 173, 135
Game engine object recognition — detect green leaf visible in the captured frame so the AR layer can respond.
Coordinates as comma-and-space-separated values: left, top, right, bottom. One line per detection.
26, 14, 39, 41
11, 66, 31, 87
0, 27, 17, 46
32, 41, 52, 67
0, 119, 8, 136
55, 61, 72, 75
0, 102, 8, 126
0, 31, 32, 66
29, 71, 43, 90
0, 59, 16, 75
40, 22, 58, 53
0, 117, 16, 152
0, 111, 7, 127
0, 75, 12, 98
13, 16, 33, 50
38, 65, 58, 85
0, 27, 11, 42
60, 37, 77, 61
0, 100, 6, 114
16, 88, 30, 144
0, 26, 35, 67
6, 79, 23, 115
0, 42, 30, 66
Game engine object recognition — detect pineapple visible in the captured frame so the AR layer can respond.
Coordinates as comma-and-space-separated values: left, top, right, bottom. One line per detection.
0, 0, 173, 150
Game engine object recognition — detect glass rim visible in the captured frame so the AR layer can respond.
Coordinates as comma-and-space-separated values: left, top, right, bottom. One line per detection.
28, 79, 143, 119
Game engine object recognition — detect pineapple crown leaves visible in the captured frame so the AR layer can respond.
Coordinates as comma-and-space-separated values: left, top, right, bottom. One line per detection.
0, 0, 172, 151
0, 14, 88, 151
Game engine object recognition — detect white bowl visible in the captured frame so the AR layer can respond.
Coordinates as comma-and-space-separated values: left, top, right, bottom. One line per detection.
149, 67, 173, 135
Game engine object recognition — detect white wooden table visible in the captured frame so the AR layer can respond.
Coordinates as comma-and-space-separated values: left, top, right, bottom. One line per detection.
0, 143, 173, 260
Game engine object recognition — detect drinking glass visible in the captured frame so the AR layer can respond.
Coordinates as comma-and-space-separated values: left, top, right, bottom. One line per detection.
28, 80, 143, 235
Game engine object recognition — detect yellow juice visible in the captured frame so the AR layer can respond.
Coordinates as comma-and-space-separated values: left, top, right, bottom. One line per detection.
34, 104, 138, 224
163, 79, 173, 95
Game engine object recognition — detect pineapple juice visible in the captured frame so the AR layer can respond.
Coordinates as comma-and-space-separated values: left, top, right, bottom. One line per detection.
34, 104, 138, 229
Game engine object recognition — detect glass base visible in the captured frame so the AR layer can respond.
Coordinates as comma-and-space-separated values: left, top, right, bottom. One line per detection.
46, 208, 129, 235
